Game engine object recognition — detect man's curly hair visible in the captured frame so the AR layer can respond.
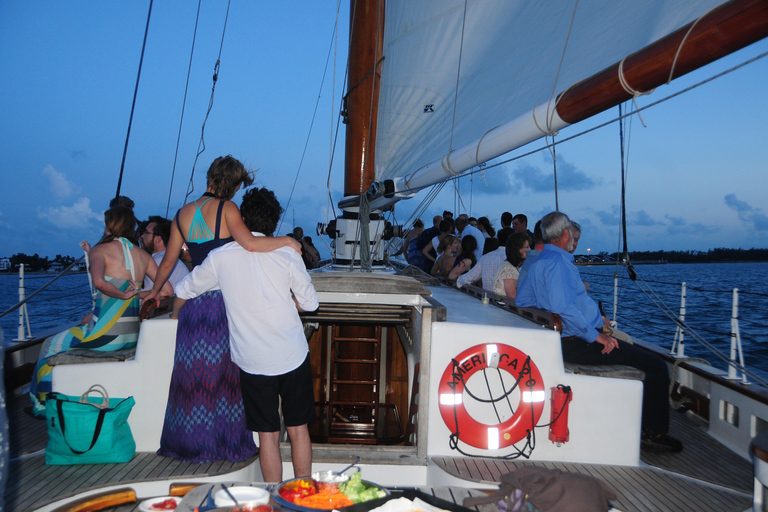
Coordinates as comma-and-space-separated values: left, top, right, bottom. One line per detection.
240, 187, 282, 236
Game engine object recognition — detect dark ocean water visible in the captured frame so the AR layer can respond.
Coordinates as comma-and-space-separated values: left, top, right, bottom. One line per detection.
0, 272, 93, 342
579, 261, 768, 382
3, 262, 767, 380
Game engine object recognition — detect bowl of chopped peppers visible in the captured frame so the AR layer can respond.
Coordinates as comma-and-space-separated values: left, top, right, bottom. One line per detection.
272, 473, 388, 511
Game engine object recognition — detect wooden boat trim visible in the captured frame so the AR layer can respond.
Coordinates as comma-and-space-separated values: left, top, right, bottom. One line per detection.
48, 489, 136, 512
557, 0, 768, 124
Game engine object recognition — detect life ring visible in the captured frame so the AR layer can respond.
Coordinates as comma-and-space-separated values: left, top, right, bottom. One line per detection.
438, 343, 545, 450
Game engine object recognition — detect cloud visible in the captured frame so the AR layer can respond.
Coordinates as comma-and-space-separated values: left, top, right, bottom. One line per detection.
594, 205, 621, 226
724, 193, 768, 231
753, 213, 768, 231
664, 214, 685, 226
724, 193, 751, 213
472, 167, 513, 195
42, 165, 80, 199
37, 197, 102, 229
666, 221, 718, 236
632, 210, 663, 227
511, 154, 600, 193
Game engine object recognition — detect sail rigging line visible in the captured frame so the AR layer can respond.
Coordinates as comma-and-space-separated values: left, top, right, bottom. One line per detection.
447, 0, 470, 156
543, 0, 580, 213
618, 103, 631, 271
325, 23, 350, 228
383, 181, 448, 257
667, 4, 721, 86
277, 8, 342, 235
552, 138, 559, 212
325, 0, 342, 227
456, 45, 768, 184
341, 56, 385, 116
450, 178, 467, 213
183, 0, 233, 204
617, 56, 652, 128
165, 0, 203, 218
545, 0, 579, 135
114, 0, 154, 201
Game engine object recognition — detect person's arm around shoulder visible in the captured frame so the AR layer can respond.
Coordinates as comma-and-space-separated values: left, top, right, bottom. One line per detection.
174, 256, 219, 302
456, 257, 481, 289
146, 212, 186, 303
222, 201, 301, 253
287, 248, 319, 313
448, 258, 470, 281
141, 250, 174, 298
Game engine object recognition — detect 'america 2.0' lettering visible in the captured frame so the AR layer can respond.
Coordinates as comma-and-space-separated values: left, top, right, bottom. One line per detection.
458, 353, 519, 374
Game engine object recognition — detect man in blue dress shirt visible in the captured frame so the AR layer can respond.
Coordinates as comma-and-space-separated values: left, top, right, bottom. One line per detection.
516, 211, 682, 452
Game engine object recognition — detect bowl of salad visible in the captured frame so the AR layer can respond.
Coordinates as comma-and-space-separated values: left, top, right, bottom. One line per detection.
273, 472, 388, 511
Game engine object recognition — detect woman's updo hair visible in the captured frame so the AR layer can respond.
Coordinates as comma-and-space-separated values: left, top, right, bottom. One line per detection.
206, 155, 254, 200
103, 207, 137, 243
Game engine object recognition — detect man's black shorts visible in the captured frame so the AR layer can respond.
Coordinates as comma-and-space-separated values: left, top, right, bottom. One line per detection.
240, 354, 316, 432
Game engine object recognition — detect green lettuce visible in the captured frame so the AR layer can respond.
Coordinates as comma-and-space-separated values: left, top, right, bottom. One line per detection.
338, 472, 387, 503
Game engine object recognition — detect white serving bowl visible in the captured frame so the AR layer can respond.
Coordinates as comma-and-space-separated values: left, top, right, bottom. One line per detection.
213, 487, 270, 508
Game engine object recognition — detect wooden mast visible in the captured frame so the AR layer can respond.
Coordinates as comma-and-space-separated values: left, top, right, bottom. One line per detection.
344, 0, 385, 197
556, 0, 768, 124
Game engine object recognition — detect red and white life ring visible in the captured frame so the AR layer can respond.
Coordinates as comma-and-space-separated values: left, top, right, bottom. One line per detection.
438, 343, 545, 450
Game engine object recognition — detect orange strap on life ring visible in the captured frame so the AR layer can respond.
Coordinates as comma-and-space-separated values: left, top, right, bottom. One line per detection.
438, 343, 545, 450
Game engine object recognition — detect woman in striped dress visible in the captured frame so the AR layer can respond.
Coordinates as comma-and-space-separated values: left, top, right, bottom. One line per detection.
29, 207, 172, 417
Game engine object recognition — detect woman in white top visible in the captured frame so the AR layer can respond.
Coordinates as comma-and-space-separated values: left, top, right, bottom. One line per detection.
492, 231, 531, 299
421, 219, 454, 266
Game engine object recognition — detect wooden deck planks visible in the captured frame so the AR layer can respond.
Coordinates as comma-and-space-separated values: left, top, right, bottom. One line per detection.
431, 407, 754, 511
424, 486, 497, 512
432, 457, 751, 512
641, 409, 752, 493
5, 451, 258, 512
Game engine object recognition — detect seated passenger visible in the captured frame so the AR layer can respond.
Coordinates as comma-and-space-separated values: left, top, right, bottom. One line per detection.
448, 236, 478, 281
422, 219, 454, 268
492, 231, 531, 299
29, 207, 172, 417
516, 211, 681, 452
431, 235, 459, 277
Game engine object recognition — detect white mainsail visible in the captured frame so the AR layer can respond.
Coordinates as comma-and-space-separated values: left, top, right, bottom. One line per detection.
374, 0, 723, 197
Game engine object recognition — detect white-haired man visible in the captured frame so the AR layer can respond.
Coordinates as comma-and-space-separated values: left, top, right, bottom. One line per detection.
516, 211, 681, 453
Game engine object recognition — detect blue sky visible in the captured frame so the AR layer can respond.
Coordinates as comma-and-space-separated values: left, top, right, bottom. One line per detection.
1, 1, 767, 260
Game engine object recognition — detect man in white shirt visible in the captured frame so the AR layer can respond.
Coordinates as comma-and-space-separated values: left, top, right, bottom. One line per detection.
141, 217, 189, 291
456, 245, 506, 290
173, 187, 319, 482
455, 214, 485, 262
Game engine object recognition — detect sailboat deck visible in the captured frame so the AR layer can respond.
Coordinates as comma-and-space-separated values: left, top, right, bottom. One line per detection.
433, 409, 753, 512
5, 394, 257, 512
8, 387, 756, 512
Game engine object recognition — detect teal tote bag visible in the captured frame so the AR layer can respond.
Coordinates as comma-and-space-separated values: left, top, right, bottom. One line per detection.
45, 385, 136, 465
